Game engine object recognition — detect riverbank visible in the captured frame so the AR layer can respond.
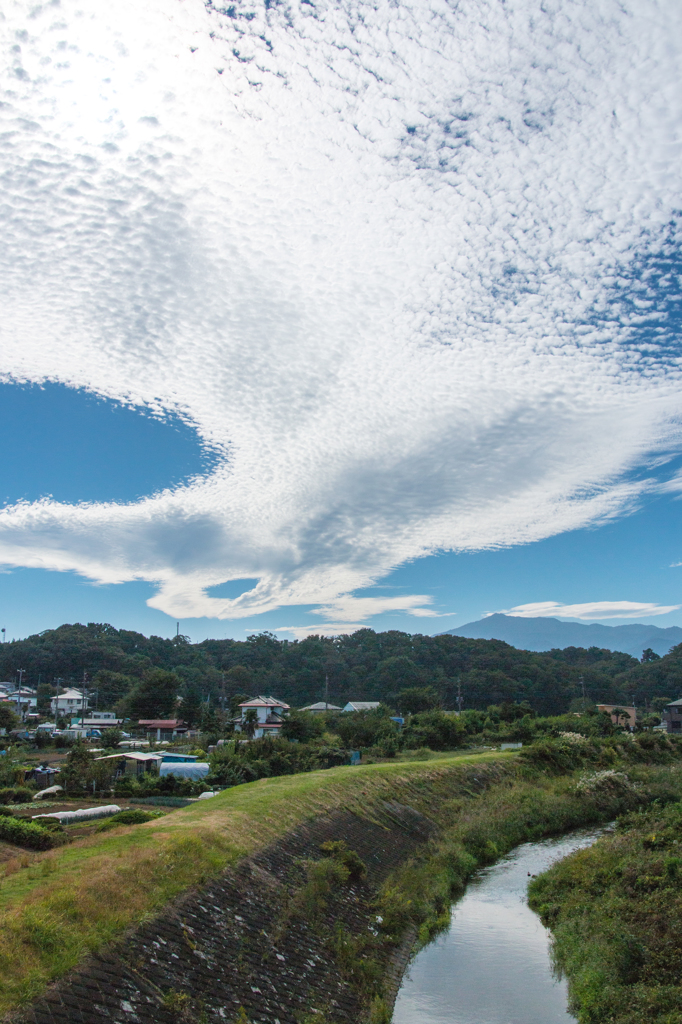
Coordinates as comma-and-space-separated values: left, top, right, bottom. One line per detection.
2, 739, 682, 1022
529, 798, 682, 1024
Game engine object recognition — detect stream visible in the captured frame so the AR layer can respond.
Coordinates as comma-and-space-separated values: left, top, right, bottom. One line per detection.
392, 827, 607, 1024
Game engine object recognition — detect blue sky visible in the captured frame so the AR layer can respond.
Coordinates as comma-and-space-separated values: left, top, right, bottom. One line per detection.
1, 0, 681, 644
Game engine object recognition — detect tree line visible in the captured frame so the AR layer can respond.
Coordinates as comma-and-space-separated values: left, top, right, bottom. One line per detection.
1, 621, 681, 722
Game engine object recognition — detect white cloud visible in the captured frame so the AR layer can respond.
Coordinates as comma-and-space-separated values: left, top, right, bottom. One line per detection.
502, 601, 681, 620
274, 624, 369, 640
0, 0, 681, 620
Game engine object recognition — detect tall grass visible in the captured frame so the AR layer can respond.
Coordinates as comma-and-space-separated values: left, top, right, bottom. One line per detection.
529, 792, 682, 1024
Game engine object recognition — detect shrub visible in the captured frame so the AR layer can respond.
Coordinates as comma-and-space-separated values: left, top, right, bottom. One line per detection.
320, 840, 367, 881
12, 787, 34, 804
402, 710, 465, 751
0, 805, 14, 817
0, 787, 16, 804
96, 809, 157, 832
0, 815, 60, 850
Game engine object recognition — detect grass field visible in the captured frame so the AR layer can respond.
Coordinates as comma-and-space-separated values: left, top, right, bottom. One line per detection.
0, 750, 512, 1012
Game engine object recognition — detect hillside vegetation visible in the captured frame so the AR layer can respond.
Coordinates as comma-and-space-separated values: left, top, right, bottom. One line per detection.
530, 800, 682, 1024
3, 621, 682, 717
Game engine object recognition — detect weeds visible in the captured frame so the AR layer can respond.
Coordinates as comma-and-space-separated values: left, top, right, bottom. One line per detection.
529, 800, 682, 1022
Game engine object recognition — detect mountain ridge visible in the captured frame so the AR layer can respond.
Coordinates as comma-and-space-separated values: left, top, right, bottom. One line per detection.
438, 613, 682, 658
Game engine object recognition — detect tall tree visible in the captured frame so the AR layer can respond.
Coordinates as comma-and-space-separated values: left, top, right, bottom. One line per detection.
124, 669, 180, 721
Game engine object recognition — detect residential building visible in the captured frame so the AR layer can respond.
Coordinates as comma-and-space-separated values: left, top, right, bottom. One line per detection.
596, 704, 637, 730
300, 701, 342, 713
50, 688, 89, 717
138, 719, 188, 741
342, 701, 381, 713
662, 699, 682, 734
70, 713, 123, 729
2, 687, 38, 720
235, 696, 290, 738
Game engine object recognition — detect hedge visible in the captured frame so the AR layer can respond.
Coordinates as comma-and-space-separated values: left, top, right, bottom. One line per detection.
0, 815, 60, 850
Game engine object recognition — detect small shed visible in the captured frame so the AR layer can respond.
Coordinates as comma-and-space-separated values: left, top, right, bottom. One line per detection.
161, 753, 198, 763
342, 702, 380, 713
95, 752, 164, 779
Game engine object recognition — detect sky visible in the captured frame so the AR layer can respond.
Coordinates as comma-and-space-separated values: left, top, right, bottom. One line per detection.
0, 0, 681, 644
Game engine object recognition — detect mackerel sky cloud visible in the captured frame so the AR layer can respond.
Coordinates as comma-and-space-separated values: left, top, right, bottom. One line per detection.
1, 0, 682, 632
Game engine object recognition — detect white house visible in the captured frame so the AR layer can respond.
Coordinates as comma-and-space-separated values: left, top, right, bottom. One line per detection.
70, 712, 122, 729
235, 696, 290, 738
1, 688, 38, 720
50, 688, 89, 717
342, 701, 380, 713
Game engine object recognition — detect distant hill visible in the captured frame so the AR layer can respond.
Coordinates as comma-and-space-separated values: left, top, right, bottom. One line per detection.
439, 613, 682, 658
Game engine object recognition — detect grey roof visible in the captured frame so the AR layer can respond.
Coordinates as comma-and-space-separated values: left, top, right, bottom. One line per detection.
666, 699, 682, 706
343, 701, 380, 711
300, 702, 342, 711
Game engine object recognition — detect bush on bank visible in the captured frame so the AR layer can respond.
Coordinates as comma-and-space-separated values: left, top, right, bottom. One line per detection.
529, 800, 682, 1024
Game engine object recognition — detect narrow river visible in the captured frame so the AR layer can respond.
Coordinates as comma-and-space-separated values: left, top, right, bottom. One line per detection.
392, 827, 607, 1024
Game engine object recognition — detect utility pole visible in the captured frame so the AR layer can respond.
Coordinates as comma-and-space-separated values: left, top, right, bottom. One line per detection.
324, 672, 329, 711
81, 670, 89, 728
17, 668, 25, 688
1, 628, 5, 643
176, 622, 180, 637
580, 674, 586, 702
457, 677, 462, 715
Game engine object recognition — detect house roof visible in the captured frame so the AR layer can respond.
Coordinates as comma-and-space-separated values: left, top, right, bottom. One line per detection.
238, 696, 290, 709
95, 752, 164, 762
138, 720, 186, 728
343, 701, 380, 711
666, 699, 682, 707
300, 702, 342, 712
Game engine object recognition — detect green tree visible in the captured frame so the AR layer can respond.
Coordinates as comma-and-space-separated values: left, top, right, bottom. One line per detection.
124, 669, 180, 721
242, 708, 258, 740
396, 686, 440, 715
281, 710, 324, 743
641, 648, 661, 662
100, 727, 122, 748
378, 655, 422, 689
180, 686, 203, 728
651, 697, 673, 713
0, 704, 19, 733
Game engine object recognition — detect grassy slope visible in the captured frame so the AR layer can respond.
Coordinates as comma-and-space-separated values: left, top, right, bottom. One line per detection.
529, 800, 682, 1024
0, 751, 510, 1012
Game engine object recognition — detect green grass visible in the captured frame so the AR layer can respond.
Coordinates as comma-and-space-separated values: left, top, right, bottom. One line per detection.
0, 750, 510, 1012
1, 744, 678, 1021
529, 793, 682, 1024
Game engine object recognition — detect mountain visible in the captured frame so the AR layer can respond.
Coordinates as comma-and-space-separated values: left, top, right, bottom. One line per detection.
439, 614, 682, 658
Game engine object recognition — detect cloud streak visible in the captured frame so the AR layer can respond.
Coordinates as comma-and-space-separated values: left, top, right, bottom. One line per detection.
0, 0, 681, 622
502, 602, 681, 620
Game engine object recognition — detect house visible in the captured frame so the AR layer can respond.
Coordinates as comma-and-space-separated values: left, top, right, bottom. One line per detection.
138, 719, 188, 741
95, 751, 164, 779
70, 713, 124, 729
235, 696, 290, 738
2, 688, 37, 720
51, 688, 89, 717
342, 702, 381, 713
300, 702, 342, 713
661, 699, 682, 734
596, 704, 637, 730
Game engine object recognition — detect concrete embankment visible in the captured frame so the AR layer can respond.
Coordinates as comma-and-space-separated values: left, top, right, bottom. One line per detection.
9, 756, 513, 1024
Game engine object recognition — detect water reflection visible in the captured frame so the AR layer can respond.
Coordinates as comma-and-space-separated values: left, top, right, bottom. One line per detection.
392, 828, 606, 1024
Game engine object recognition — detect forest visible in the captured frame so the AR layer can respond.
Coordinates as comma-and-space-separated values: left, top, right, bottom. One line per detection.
1, 621, 681, 719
